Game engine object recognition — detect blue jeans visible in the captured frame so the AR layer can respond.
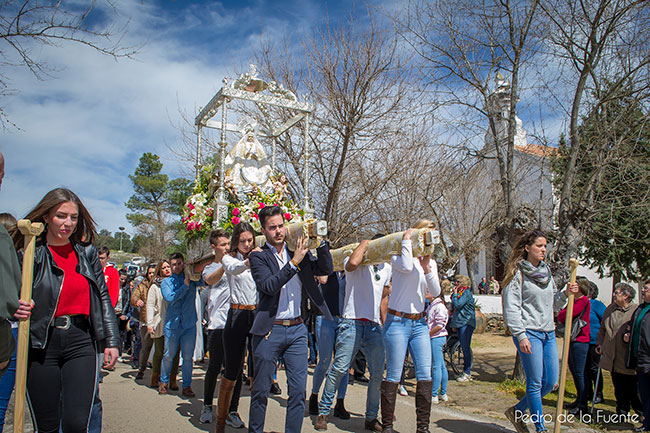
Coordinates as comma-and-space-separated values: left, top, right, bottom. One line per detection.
160, 325, 196, 387
312, 316, 348, 398
568, 341, 589, 408
457, 324, 474, 375
250, 323, 308, 433
0, 327, 17, 430
383, 314, 431, 382
638, 372, 650, 430
430, 336, 448, 397
513, 330, 559, 432
318, 319, 384, 420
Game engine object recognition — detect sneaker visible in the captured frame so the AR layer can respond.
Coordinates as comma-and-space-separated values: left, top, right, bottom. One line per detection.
505, 405, 530, 433
456, 373, 471, 382
226, 412, 245, 428
199, 405, 212, 423
432, 395, 439, 404
315, 414, 327, 431
398, 385, 408, 396
440, 394, 448, 401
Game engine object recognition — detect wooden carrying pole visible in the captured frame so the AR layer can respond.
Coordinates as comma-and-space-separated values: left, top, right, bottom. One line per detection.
14, 220, 44, 433
553, 258, 579, 433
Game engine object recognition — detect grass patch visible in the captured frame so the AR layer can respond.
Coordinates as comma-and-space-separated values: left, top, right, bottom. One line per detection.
497, 378, 526, 396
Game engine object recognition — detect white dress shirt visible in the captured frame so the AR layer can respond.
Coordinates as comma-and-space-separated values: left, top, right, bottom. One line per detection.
268, 242, 303, 320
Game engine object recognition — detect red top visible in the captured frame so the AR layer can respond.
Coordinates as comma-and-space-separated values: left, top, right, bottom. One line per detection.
557, 295, 591, 343
49, 243, 90, 317
103, 264, 120, 308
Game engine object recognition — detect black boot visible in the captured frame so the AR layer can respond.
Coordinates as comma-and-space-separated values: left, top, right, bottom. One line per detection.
380, 381, 398, 433
415, 381, 433, 433
309, 393, 319, 416
334, 398, 350, 420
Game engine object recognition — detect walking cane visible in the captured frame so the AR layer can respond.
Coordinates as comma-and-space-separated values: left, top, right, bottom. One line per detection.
589, 368, 601, 416
553, 258, 579, 433
14, 220, 44, 433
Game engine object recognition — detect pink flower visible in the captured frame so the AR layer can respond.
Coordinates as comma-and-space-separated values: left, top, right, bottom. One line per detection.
188, 203, 195, 210
232, 216, 240, 225
206, 208, 213, 216
273, 203, 279, 207
196, 223, 202, 230
187, 222, 195, 231
252, 213, 259, 220
284, 212, 292, 221
258, 202, 265, 209
232, 207, 240, 216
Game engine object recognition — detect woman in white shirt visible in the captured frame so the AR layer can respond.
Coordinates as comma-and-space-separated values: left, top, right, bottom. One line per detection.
215, 222, 260, 433
381, 220, 441, 433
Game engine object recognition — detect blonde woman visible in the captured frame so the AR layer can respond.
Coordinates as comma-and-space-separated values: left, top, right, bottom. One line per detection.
381, 220, 441, 433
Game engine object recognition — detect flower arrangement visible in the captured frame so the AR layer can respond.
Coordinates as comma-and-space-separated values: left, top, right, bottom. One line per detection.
221, 188, 304, 233
182, 169, 302, 241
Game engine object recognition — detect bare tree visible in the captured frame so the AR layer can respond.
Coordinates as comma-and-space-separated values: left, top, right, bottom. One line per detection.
540, 0, 650, 282
252, 8, 422, 244
393, 0, 545, 264
0, 0, 137, 127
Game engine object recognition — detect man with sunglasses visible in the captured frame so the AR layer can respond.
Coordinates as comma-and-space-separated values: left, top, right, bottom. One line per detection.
315, 234, 391, 431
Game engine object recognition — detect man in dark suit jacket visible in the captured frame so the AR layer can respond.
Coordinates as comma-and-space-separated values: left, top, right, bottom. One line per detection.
248, 205, 333, 433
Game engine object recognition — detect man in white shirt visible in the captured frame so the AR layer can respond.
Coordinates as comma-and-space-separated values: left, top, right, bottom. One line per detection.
315, 236, 391, 432
248, 206, 333, 433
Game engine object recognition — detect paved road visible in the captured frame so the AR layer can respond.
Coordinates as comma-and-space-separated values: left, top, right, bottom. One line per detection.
95, 361, 598, 433
3, 359, 600, 432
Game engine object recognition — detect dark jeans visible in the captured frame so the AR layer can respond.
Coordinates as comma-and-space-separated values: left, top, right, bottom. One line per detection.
138, 325, 154, 373
27, 321, 97, 433
223, 309, 254, 411
131, 321, 141, 366
458, 324, 474, 375
585, 344, 603, 400
611, 371, 642, 414
638, 371, 650, 430
250, 323, 308, 433
203, 329, 242, 409
567, 341, 589, 408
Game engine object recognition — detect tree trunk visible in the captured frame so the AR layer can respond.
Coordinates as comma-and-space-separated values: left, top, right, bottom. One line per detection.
466, 254, 478, 294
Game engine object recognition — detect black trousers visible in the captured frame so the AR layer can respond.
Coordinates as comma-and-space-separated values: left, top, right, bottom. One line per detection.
223, 309, 254, 411
611, 371, 643, 414
203, 328, 243, 408
585, 343, 603, 399
27, 321, 97, 433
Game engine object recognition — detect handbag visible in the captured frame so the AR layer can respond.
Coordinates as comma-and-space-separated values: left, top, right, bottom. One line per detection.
555, 303, 588, 341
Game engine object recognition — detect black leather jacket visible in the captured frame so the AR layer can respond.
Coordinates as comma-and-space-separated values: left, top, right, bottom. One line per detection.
25, 241, 119, 350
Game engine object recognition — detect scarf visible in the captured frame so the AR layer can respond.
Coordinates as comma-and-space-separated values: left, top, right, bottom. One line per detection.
518, 259, 551, 287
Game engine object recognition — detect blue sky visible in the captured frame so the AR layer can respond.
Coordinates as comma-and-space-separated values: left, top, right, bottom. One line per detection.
0, 0, 359, 235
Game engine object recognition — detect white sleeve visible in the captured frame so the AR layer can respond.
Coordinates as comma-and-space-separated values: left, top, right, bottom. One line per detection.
424, 260, 441, 297
222, 255, 249, 275
391, 240, 413, 273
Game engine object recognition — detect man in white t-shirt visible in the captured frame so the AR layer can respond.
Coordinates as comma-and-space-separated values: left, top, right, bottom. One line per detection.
315, 236, 391, 432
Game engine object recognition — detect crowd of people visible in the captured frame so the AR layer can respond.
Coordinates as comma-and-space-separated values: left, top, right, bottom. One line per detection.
0, 149, 649, 433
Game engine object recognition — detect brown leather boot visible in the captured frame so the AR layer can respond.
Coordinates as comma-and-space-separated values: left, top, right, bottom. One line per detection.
380, 381, 398, 432
215, 378, 237, 433
150, 371, 160, 388
415, 380, 433, 433
169, 374, 179, 391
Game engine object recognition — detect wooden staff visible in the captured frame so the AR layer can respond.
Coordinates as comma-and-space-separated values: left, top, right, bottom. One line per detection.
553, 258, 579, 433
14, 220, 44, 433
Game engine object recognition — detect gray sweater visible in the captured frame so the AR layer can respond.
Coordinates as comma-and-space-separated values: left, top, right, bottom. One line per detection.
503, 270, 567, 342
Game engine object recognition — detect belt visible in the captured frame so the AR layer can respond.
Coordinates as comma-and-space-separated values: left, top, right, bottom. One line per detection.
52, 315, 89, 330
274, 317, 303, 326
388, 308, 424, 321
231, 303, 257, 311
